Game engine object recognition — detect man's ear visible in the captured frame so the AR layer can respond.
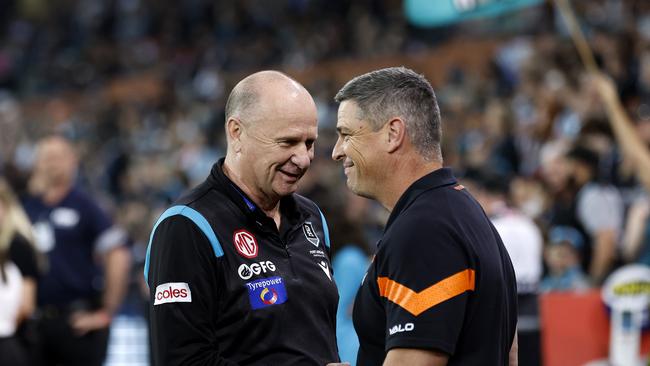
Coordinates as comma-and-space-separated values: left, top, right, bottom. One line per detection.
386, 117, 406, 153
227, 117, 244, 153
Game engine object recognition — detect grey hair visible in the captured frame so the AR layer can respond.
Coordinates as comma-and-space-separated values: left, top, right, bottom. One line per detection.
334, 67, 442, 161
224, 83, 258, 122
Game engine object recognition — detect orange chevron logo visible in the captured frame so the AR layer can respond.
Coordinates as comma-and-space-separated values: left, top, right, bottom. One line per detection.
377, 269, 475, 316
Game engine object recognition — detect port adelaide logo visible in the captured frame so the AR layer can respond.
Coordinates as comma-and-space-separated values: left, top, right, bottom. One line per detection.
302, 222, 319, 247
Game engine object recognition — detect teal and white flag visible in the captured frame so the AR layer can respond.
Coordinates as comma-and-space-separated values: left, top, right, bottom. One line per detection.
405, 0, 543, 27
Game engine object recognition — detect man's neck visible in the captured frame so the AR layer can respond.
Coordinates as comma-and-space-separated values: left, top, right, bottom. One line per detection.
42, 184, 71, 206
379, 156, 443, 212
222, 159, 282, 228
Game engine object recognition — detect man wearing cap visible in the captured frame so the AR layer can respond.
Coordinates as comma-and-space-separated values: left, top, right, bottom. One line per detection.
541, 226, 590, 292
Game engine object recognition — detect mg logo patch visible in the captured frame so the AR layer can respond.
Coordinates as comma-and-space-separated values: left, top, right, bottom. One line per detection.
302, 222, 319, 247
233, 230, 258, 258
245, 276, 288, 310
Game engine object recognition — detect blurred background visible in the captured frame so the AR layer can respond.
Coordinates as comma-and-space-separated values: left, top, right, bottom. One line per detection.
1, 0, 650, 365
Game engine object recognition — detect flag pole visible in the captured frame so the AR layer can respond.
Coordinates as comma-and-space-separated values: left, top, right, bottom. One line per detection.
554, 0, 598, 72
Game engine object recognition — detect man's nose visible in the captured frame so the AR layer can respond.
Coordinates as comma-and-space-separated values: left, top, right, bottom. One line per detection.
291, 145, 312, 170
332, 137, 344, 161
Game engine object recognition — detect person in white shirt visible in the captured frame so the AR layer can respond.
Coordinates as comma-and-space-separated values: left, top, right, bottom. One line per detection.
466, 170, 543, 366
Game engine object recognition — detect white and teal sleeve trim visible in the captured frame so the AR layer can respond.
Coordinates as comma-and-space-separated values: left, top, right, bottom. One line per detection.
144, 205, 224, 284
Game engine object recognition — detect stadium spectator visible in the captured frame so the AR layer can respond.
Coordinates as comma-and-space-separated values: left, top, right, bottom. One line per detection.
565, 145, 624, 284
540, 226, 591, 292
22, 136, 131, 366
466, 170, 543, 366
0, 178, 40, 366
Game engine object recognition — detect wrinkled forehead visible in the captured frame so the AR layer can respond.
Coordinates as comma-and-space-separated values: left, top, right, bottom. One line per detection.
336, 100, 370, 130
248, 90, 317, 130
251, 112, 318, 139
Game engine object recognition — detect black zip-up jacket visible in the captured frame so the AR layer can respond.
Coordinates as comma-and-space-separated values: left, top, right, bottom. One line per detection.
145, 160, 340, 365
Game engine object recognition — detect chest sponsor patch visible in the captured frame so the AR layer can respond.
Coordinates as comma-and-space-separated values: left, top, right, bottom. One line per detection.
246, 276, 288, 310
233, 230, 258, 258
154, 282, 192, 305
238, 261, 276, 280
302, 222, 319, 247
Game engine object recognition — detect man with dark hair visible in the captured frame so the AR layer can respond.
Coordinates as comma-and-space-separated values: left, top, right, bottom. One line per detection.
330, 67, 518, 366
565, 145, 623, 284
146, 71, 340, 365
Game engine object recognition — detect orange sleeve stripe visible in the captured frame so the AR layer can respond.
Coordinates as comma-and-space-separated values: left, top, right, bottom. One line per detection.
377, 269, 475, 316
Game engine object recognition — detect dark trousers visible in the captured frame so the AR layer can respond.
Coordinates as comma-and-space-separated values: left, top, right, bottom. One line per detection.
0, 335, 30, 366
34, 313, 109, 366
518, 293, 542, 366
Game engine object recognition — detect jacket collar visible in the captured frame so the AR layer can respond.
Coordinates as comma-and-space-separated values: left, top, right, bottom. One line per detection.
385, 167, 457, 230
207, 158, 305, 231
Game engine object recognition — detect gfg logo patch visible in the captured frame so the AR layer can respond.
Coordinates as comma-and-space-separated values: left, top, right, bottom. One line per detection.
238, 261, 276, 280
154, 282, 192, 305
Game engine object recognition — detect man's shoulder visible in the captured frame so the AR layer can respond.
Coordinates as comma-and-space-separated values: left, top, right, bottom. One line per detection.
389, 186, 470, 231
291, 193, 322, 215
173, 180, 228, 213
382, 186, 491, 259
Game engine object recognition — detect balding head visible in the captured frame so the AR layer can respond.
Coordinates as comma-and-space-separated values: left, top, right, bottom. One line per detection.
225, 71, 313, 124
222, 71, 319, 208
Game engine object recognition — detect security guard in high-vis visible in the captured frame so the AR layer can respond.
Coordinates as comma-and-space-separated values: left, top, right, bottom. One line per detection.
145, 71, 340, 365
332, 67, 518, 366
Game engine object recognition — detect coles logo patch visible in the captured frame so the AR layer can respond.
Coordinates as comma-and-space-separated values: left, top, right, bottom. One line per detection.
233, 230, 258, 258
246, 276, 288, 310
154, 282, 192, 305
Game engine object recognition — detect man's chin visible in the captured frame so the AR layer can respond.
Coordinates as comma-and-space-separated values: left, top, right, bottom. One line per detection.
347, 180, 374, 199
274, 182, 300, 197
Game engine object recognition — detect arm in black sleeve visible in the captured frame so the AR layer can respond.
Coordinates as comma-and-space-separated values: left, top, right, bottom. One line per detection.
380, 218, 471, 356
148, 216, 237, 366
9, 235, 39, 280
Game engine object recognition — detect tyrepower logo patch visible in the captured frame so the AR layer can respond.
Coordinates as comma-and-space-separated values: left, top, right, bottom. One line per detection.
233, 230, 258, 258
245, 276, 288, 310
154, 282, 192, 305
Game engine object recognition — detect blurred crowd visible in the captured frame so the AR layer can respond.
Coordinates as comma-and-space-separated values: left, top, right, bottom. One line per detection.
1, 0, 650, 363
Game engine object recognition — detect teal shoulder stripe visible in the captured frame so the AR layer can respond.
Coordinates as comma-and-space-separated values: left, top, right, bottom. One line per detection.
144, 205, 223, 284
317, 207, 331, 248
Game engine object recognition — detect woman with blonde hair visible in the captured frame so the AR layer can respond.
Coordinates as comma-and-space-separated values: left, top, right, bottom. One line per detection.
0, 177, 40, 366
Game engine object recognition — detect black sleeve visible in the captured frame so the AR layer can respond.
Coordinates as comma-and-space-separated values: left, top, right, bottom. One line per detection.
378, 216, 473, 356
147, 216, 237, 366
9, 235, 39, 280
